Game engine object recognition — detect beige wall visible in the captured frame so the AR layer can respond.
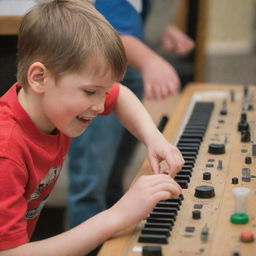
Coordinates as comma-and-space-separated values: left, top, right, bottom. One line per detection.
206, 0, 255, 54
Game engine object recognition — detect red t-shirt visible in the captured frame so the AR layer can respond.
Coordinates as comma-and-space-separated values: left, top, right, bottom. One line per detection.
0, 82, 120, 250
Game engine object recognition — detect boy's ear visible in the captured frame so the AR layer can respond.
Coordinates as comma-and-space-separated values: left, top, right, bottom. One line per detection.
27, 62, 50, 93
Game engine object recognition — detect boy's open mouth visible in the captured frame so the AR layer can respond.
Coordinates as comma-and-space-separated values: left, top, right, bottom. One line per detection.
76, 116, 93, 124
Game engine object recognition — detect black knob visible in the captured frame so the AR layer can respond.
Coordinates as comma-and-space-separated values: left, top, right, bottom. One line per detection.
220, 109, 227, 115
208, 144, 225, 154
232, 177, 239, 184
241, 130, 251, 142
238, 113, 249, 132
240, 112, 247, 122
194, 185, 215, 198
203, 172, 211, 180
192, 210, 201, 219
245, 156, 252, 164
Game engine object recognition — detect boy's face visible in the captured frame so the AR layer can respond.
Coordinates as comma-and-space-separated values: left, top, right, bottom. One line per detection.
41, 66, 114, 137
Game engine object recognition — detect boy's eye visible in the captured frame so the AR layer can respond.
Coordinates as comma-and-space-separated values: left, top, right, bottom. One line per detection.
84, 90, 96, 95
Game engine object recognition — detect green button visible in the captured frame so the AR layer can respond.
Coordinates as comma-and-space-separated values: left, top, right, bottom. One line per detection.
230, 213, 249, 224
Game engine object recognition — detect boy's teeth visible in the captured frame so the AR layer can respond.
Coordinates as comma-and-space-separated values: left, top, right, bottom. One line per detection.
78, 116, 92, 121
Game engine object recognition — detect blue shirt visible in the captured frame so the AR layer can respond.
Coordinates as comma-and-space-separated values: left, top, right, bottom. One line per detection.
95, 0, 144, 39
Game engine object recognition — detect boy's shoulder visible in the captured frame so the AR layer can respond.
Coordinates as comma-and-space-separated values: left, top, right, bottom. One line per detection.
0, 84, 29, 164
0, 110, 26, 165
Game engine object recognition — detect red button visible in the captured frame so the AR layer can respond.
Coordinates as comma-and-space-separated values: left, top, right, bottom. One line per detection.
240, 232, 254, 243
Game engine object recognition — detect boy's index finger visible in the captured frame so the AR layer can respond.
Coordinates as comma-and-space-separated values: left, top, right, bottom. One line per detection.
159, 160, 172, 176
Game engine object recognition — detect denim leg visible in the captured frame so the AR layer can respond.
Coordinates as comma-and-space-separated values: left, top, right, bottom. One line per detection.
67, 114, 124, 227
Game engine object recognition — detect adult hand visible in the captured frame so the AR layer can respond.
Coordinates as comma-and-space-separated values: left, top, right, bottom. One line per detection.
160, 25, 195, 55
142, 54, 180, 100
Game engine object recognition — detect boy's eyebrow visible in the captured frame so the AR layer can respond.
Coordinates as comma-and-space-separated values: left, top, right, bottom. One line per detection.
81, 83, 113, 90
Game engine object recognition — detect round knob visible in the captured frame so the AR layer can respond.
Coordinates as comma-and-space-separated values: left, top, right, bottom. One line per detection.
232, 177, 239, 184
208, 144, 225, 154
203, 172, 211, 180
192, 210, 201, 219
245, 156, 252, 164
241, 130, 251, 142
240, 232, 254, 243
238, 113, 249, 132
194, 185, 215, 198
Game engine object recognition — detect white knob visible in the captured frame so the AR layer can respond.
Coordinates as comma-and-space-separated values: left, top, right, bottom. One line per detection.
232, 187, 250, 213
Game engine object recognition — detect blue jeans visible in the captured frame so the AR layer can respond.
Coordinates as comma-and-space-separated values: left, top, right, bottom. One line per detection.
67, 66, 143, 227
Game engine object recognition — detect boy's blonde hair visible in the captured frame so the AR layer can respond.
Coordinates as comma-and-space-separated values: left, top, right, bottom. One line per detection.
17, 0, 127, 87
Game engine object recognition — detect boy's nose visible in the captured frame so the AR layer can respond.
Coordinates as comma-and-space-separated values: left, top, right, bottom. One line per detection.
91, 101, 105, 114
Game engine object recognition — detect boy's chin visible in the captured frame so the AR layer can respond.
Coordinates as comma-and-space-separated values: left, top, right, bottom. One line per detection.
69, 127, 88, 138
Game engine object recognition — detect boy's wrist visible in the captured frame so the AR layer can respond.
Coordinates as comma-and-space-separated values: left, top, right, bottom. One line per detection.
103, 207, 125, 234
143, 128, 165, 148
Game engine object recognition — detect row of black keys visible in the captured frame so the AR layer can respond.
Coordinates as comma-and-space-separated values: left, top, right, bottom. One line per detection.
138, 102, 214, 245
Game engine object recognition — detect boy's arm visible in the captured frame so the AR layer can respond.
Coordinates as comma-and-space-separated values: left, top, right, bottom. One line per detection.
114, 85, 184, 176
0, 173, 181, 256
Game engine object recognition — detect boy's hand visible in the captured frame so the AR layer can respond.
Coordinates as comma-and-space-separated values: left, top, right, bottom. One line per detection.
147, 137, 184, 178
110, 174, 182, 228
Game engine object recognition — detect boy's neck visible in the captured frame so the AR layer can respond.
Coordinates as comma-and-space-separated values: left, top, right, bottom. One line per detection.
17, 88, 56, 135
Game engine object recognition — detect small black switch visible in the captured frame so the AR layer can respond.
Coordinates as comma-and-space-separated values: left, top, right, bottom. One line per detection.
245, 156, 252, 164
241, 130, 251, 142
185, 226, 195, 232
238, 113, 249, 132
194, 203, 203, 209
232, 177, 239, 184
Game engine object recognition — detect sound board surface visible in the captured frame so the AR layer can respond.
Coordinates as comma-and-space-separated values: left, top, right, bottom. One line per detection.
98, 83, 256, 256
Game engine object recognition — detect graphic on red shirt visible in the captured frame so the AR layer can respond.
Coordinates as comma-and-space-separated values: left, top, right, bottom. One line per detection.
26, 165, 62, 219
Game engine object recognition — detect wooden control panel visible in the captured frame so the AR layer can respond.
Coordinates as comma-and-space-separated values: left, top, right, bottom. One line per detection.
98, 83, 256, 256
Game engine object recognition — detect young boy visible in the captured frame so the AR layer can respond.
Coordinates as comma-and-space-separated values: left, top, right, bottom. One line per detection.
0, 0, 184, 255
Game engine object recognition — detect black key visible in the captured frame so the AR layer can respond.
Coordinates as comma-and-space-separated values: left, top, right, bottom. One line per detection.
184, 160, 195, 167
175, 179, 188, 189
180, 134, 203, 141
166, 198, 182, 205
150, 212, 177, 219
138, 234, 168, 244
141, 227, 170, 236
177, 143, 200, 148
183, 156, 197, 161
147, 217, 175, 225
145, 222, 172, 230
177, 170, 192, 177
184, 127, 206, 132
153, 207, 178, 214
175, 174, 191, 181
178, 138, 201, 144
177, 146, 199, 154
156, 201, 180, 210
180, 151, 197, 157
